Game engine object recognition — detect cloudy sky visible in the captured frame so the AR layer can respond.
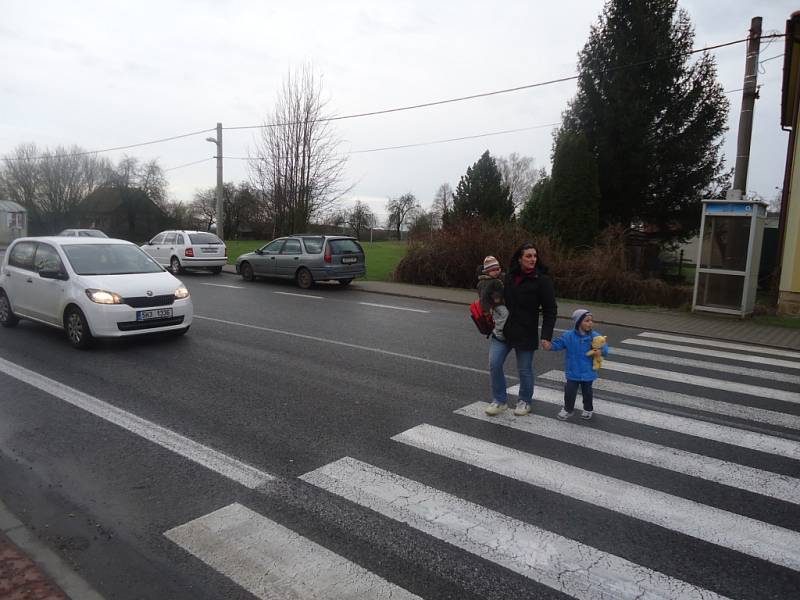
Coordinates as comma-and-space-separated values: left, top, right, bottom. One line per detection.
1, 1, 795, 222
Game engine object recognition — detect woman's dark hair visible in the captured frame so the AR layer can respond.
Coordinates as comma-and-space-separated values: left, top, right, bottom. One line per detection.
508, 242, 548, 275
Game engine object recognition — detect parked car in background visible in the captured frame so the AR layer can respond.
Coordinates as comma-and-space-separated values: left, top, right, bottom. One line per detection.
57, 228, 108, 238
0, 237, 191, 348
235, 235, 366, 289
141, 230, 227, 274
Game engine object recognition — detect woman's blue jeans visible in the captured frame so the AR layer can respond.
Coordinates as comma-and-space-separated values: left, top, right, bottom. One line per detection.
489, 336, 534, 405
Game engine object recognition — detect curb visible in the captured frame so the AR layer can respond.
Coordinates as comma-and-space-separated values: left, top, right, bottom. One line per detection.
0, 499, 104, 600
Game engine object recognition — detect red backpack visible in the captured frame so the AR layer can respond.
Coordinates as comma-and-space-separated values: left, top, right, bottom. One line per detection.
469, 300, 495, 337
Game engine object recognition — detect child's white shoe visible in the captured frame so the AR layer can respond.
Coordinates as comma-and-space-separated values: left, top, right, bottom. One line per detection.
581, 410, 593, 420
557, 408, 573, 420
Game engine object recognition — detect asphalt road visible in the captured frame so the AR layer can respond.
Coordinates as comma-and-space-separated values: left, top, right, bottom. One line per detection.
0, 270, 798, 600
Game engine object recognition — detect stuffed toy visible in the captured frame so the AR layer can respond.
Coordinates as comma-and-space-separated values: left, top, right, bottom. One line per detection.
586, 335, 607, 370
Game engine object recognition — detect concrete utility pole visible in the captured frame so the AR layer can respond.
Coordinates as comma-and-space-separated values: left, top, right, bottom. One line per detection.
205, 122, 224, 240
731, 16, 763, 197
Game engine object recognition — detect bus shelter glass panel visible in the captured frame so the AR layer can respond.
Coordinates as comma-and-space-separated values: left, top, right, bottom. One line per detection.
699, 216, 750, 271
695, 272, 745, 310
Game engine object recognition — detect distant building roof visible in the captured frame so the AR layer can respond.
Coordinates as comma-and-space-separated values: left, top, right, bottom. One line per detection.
0, 200, 26, 212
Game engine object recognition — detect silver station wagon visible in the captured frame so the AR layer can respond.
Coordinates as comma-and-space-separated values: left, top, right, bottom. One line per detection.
235, 235, 366, 289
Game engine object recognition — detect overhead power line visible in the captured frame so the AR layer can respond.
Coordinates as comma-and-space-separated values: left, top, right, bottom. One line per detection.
5, 33, 785, 162
164, 157, 215, 172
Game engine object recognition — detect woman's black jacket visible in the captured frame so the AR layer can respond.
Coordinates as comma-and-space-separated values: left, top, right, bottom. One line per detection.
502, 270, 557, 351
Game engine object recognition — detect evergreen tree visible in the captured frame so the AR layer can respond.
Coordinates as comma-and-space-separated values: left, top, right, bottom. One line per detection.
519, 176, 553, 235
549, 131, 600, 248
452, 150, 514, 222
565, 0, 729, 242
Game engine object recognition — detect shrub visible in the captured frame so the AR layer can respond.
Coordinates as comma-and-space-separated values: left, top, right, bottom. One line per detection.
394, 222, 692, 308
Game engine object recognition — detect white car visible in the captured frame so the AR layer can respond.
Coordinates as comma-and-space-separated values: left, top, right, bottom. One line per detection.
141, 230, 227, 274
0, 237, 192, 349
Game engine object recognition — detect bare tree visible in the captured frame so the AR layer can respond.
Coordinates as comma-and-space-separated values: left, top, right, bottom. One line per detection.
249, 65, 350, 236
344, 200, 376, 240
386, 192, 419, 240
190, 188, 217, 231
1, 143, 42, 218
431, 183, 452, 229
109, 155, 168, 210
496, 153, 539, 210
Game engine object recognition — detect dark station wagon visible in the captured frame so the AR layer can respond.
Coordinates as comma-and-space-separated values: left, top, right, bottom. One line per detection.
235, 235, 366, 289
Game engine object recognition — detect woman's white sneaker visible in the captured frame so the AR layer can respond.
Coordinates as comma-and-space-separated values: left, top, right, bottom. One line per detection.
513, 401, 532, 416
485, 402, 508, 416
581, 410, 593, 420
557, 409, 573, 420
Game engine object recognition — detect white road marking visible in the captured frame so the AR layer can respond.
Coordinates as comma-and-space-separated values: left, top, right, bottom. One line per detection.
546, 373, 800, 430
612, 346, 800, 385
392, 424, 800, 572
636, 332, 800, 360
602, 361, 800, 404
194, 315, 500, 377
197, 283, 244, 289
302, 457, 733, 600
456, 402, 800, 505
513, 380, 800, 460
0, 357, 273, 489
274, 291, 325, 299
165, 503, 421, 600
622, 338, 800, 370
358, 302, 429, 313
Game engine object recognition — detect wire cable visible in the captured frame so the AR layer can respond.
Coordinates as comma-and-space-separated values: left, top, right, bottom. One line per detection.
4, 33, 785, 160
164, 157, 215, 172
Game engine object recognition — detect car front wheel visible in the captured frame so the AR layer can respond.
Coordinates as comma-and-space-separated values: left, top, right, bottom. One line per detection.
240, 262, 255, 281
296, 267, 313, 289
170, 256, 182, 274
64, 306, 93, 349
0, 291, 19, 327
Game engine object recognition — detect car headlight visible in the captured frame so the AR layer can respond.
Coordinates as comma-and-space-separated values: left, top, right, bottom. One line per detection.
174, 286, 190, 300
85, 289, 123, 304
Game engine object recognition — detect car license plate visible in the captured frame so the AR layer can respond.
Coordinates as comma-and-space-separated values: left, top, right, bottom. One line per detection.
341, 256, 357, 264
201, 247, 218, 254
136, 308, 173, 321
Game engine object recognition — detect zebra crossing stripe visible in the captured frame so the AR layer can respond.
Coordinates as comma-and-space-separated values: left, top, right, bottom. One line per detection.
164, 503, 422, 600
391, 424, 800, 571
635, 332, 800, 361
622, 338, 800, 370
455, 402, 800, 505
542, 371, 800, 430
601, 361, 800, 404
301, 457, 733, 600
515, 381, 800, 460
613, 346, 800, 386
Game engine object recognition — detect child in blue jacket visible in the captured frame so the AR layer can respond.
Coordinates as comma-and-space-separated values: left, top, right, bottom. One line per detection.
545, 308, 608, 420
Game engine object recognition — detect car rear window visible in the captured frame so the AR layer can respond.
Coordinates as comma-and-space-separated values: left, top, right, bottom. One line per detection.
63, 244, 164, 275
328, 239, 363, 254
189, 233, 223, 245
302, 237, 324, 253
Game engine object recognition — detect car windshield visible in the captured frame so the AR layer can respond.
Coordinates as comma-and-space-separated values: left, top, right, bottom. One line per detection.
63, 244, 164, 275
188, 233, 223, 245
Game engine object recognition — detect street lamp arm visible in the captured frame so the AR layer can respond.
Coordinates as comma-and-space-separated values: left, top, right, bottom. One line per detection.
205, 137, 219, 144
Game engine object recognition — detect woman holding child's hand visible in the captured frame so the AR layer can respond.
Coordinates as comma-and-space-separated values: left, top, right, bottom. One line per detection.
484, 243, 557, 417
